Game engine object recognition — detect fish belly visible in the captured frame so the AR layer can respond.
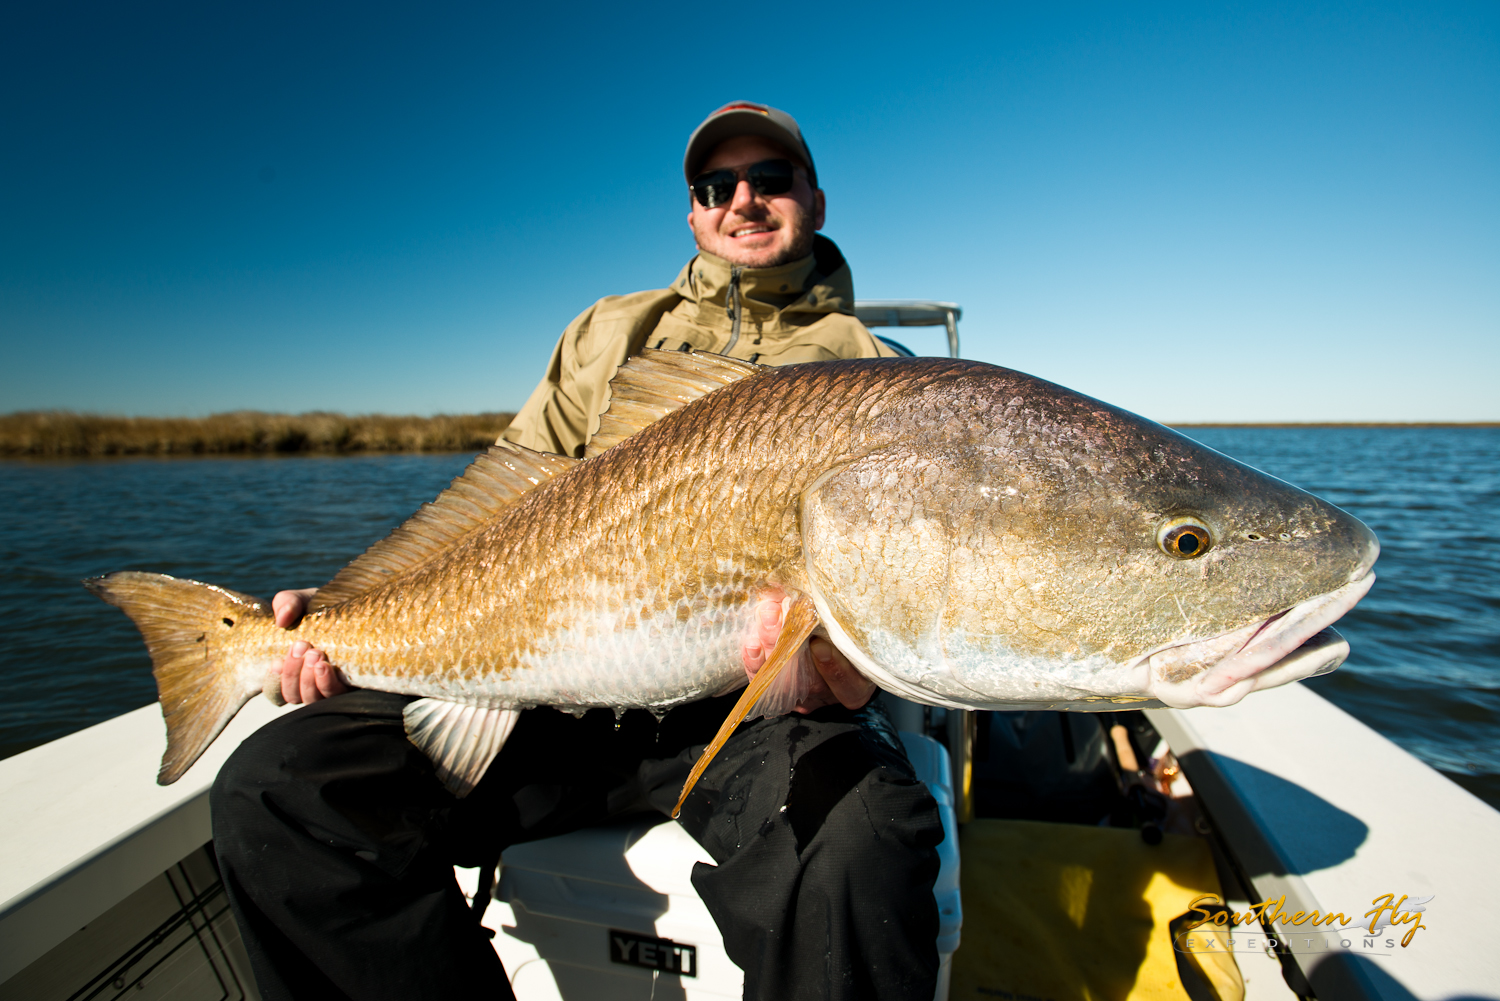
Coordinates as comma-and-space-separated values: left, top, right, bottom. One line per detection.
836, 623, 1147, 709
336, 588, 759, 713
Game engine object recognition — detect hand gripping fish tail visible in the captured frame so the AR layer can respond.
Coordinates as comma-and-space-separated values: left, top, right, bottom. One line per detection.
84, 572, 271, 785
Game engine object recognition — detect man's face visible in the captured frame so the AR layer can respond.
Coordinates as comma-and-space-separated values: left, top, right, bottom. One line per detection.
687, 136, 826, 268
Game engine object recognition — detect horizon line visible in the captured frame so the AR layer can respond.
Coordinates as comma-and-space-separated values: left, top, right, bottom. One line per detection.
4, 409, 1497, 429
1168, 421, 1500, 428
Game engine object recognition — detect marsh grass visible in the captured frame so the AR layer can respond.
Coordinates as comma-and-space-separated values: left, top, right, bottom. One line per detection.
1, 411, 515, 456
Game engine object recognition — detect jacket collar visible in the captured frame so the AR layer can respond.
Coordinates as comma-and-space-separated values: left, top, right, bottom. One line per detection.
668, 235, 855, 332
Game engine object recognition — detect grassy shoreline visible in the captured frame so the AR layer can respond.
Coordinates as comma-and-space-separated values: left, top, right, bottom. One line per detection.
3, 411, 1493, 457
1, 411, 515, 456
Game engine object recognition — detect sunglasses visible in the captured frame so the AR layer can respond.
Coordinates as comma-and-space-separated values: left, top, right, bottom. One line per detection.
690, 158, 797, 209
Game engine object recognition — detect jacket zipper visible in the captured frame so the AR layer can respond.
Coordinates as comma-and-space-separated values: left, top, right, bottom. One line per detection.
723, 266, 742, 355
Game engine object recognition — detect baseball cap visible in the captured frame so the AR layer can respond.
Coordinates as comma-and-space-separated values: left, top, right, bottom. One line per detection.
683, 102, 817, 187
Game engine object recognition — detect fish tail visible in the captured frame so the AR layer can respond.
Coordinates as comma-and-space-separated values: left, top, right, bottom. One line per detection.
85, 571, 270, 785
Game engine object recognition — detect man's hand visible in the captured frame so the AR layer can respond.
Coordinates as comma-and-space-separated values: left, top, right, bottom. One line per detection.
272, 588, 350, 705
742, 594, 876, 713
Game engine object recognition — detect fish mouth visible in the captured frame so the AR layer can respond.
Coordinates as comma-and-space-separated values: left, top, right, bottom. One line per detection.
1137, 572, 1375, 709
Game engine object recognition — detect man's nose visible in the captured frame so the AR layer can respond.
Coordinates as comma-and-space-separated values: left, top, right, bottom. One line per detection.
729, 177, 759, 213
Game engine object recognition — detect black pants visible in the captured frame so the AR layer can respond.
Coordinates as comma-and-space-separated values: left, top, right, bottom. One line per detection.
211, 690, 943, 1001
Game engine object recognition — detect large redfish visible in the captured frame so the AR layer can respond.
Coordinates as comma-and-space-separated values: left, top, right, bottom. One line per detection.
87, 351, 1378, 808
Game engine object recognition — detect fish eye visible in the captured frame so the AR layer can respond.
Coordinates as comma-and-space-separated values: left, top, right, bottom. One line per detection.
1158, 517, 1213, 560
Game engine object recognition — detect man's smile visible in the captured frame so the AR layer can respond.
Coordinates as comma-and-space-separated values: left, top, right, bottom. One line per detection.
729, 223, 777, 239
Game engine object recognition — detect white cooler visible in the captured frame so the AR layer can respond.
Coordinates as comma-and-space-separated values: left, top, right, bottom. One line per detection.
472, 731, 961, 1000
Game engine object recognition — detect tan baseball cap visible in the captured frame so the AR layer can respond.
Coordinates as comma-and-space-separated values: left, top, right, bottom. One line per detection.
683, 101, 817, 186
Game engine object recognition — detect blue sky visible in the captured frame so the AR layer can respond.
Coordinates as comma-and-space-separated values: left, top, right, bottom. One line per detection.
2, 1, 1495, 423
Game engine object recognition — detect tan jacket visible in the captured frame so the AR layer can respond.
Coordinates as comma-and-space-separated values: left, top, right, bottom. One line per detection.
503, 236, 895, 457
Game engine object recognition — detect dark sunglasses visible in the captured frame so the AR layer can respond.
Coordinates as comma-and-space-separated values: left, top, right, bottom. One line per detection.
690, 158, 797, 208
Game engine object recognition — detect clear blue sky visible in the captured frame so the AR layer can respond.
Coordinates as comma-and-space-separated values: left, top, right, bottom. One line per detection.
2, 1, 1495, 423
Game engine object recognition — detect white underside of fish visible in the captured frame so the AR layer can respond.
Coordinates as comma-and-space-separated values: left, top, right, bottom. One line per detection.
805, 573, 1376, 712
331, 588, 758, 713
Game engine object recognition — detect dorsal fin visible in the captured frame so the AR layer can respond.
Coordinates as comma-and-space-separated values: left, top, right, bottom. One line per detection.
586, 348, 762, 458
308, 441, 578, 612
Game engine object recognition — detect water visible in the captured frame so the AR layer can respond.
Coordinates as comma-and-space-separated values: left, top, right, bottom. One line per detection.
2, 430, 1497, 809
1176, 427, 1500, 808
0, 453, 475, 758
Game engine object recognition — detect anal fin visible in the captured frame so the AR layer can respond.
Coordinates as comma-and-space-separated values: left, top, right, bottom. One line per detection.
671, 594, 819, 818
402, 699, 520, 798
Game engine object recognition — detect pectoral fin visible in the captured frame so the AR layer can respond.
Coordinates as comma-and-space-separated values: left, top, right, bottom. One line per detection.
671, 593, 819, 818
403, 699, 521, 798
745, 595, 820, 719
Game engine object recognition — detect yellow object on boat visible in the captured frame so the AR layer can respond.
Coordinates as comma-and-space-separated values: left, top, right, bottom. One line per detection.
951, 819, 1243, 1001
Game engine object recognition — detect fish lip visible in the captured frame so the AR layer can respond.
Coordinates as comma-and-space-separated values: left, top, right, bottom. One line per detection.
1136, 572, 1376, 709
1234, 607, 1290, 655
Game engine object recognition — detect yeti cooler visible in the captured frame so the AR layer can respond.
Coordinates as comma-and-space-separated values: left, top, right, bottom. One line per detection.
479, 731, 961, 1000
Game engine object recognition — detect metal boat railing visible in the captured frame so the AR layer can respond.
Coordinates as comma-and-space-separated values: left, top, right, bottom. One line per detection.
853, 300, 962, 359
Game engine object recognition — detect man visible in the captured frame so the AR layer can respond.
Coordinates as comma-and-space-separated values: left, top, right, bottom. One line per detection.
212, 102, 944, 1001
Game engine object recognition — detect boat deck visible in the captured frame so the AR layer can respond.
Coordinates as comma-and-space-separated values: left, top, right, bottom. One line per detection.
2, 686, 1494, 1000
